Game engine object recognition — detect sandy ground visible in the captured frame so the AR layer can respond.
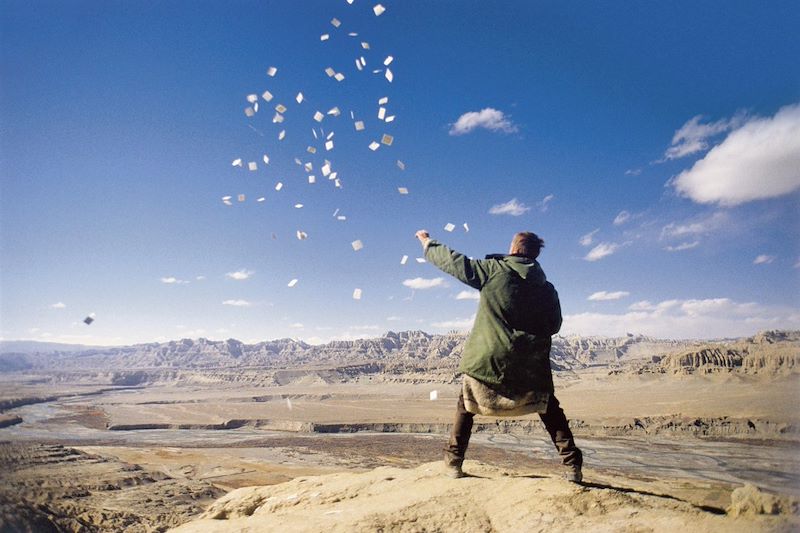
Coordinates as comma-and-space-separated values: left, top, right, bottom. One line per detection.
169, 461, 798, 533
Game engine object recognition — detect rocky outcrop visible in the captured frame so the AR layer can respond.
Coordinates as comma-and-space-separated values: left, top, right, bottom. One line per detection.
659, 331, 799, 374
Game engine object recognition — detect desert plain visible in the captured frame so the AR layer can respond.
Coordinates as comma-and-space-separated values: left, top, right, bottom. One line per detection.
0, 330, 798, 532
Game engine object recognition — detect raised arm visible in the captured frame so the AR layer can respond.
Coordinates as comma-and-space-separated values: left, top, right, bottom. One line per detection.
415, 230, 491, 290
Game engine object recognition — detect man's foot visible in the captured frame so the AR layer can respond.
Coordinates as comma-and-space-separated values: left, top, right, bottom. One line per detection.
565, 465, 582, 483
445, 463, 465, 479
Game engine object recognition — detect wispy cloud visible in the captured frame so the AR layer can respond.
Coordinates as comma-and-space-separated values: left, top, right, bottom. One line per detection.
160, 276, 189, 284
50, 302, 66, 309
402, 277, 446, 290
455, 290, 480, 300
537, 194, 555, 212
584, 242, 621, 262
579, 229, 600, 247
670, 103, 800, 205
661, 112, 745, 161
613, 210, 631, 226
753, 254, 775, 265
449, 108, 518, 136
563, 297, 800, 339
226, 269, 254, 281
588, 291, 630, 301
195, 275, 206, 281
625, 168, 642, 176
489, 198, 530, 216
222, 299, 252, 307
664, 241, 700, 252
660, 212, 728, 240
432, 314, 476, 330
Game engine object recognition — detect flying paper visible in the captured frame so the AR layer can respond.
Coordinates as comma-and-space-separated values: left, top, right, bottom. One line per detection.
400, 255, 408, 265
288, 279, 298, 287
398, 187, 408, 194
444, 223, 455, 232
373, 4, 386, 16
351, 239, 364, 251
232, 158, 242, 167
381, 134, 394, 146
368, 141, 380, 151
352, 288, 362, 300
267, 66, 278, 77
248, 161, 257, 171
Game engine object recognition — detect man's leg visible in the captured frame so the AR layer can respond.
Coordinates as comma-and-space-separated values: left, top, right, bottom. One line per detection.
539, 394, 582, 468
444, 393, 474, 468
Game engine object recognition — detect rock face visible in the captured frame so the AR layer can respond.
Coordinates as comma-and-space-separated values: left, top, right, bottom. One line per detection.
659, 330, 800, 374
2, 330, 796, 379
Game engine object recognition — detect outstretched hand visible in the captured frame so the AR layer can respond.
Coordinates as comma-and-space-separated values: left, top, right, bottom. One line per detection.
415, 229, 430, 242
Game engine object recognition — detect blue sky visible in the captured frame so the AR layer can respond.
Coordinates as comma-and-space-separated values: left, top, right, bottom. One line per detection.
2, 1, 799, 345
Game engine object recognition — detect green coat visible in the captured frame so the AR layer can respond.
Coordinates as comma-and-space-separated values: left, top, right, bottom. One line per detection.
424, 240, 562, 394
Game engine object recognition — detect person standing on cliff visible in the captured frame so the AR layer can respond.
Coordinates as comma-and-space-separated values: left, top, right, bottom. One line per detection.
414, 229, 583, 482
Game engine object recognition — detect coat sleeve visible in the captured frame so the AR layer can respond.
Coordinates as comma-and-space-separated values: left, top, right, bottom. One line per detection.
548, 283, 563, 335
424, 240, 491, 290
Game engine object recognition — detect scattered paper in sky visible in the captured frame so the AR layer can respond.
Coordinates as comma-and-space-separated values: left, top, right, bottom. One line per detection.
257, 197, 265, 202
272, 112, 284, 123
398, 187, 408, 195
416, 258, 426, 263
308, 175, 316, 184
222, 196, 232, 205
401, 255, 408, 265
307, 146, 317, 154
267, 66, 277, 77
275, 182, 283, 191
296, 92, 304, 103
278, 129, 285, 140
397, 160, 405, 170
331, 17, 341, 27
232, 158, 242, 167
294, 203, 304, 209
314, 111, 324, 122
327, 106, 341, 116
325, 140, 334, 151
384, 56, 394, 66
378, 107, 386, 120
246, 94, 258, 103
378, 96, 388, 105
385, 115, 395, 123
334, 72, 345, 82
287, 279, 298, 287
325, 67, 336, 77
369, 141, 380, 151
83, 314, 95, 325
373, 4, 386, 16
297, 230, 308, 240
385, 68, 393, 82
244, 107, 255, 117
351, 239, 364, 251
444, 223, 455, 232
262, 90, 273, 102
352, 288, 362, 300
355, 121, 365, 131
248, 161, 257, 171
262, 154, 269, 164
337, 215, 346, 220
320, 34, 329, 41
463, 223, 470, 232
237, 194, 245, 202
361, 41, 370, 50
381, 134, 394, 145
275, 103, 287, 113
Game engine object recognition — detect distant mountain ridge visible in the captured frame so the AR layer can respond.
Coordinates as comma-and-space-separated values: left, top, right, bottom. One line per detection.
2, 330, 795, 374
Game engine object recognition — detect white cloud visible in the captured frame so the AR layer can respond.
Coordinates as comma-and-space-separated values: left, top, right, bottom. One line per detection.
753, 254, 775, 265
584, 242, 620, 262
660, 212, 727, 240
664, 241, 700, 252
579, 229, 600, 247
50, 302, 66, 309
160, 276, 189, 284
562, 297, 800, 339
587, 291, 630, 301
625, 168, 642, 176
351, 325, 380, 330
289, 323, 304, 329
488, 198, 530, 216
537, 194, 555, 212
455, 290, 480, 300
386, 316, 403, 322
670, 103, 800, 205
222, 299, 252, 307
449, 108, 518, 136
432, 314, 476, 330
662, 113, 744, 160
226, 269, 254, 281
196, 275, 206, 281
402, 277, 446, 290
613, 210, 631, 226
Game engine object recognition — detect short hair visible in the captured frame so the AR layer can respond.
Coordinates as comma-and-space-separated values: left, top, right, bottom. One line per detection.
510, 232, 545, 259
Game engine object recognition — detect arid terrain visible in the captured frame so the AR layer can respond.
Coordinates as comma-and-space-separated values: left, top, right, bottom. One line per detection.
0, 330, 798, 531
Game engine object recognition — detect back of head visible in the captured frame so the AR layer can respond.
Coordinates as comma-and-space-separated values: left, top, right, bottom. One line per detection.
510, 232, 544, 260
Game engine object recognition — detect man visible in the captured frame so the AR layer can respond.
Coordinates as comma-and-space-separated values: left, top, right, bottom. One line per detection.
415, 229, 583, 482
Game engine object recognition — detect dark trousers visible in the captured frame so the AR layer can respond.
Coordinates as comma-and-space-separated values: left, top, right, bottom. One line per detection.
444, 393, 582, 468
